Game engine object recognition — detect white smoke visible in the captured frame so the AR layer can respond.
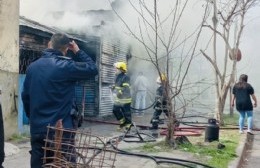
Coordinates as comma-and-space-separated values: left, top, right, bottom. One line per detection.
20, 0, 260, 99
20, 0, 112, 19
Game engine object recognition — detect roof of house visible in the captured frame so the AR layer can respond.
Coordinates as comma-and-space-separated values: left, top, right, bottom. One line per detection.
19, 16, 92, 43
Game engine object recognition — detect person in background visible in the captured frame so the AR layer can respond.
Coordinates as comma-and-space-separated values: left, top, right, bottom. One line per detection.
22, 33, 98, 168
231, 74, 257, 134
112, 62, 132, 130
150, 74, 169, 129
134, 72, 148, 115
0, 89, 5, 168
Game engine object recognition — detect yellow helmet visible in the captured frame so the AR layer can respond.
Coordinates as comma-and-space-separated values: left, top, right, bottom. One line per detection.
114, 62, 127, 72
156, 73, 167, 84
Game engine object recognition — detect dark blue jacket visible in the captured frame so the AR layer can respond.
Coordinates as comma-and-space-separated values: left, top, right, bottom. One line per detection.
154, 85, 168, 112
22, 49, 98, 135
113, 72, 131, 104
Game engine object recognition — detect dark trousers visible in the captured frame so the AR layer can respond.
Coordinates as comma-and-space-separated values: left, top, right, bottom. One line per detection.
113, 103, 132, 125
30, 134, 47, 168
30, 132, 76, 168
0, 104, 5, 168
151, 109, 169, 128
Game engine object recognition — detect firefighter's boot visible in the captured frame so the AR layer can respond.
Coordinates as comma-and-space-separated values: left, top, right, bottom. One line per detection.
117, 118, 126, 131
124, 123, 132, 130
151, 119, 159, 129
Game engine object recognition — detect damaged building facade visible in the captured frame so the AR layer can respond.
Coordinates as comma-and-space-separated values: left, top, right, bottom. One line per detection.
18, 16, 131, 132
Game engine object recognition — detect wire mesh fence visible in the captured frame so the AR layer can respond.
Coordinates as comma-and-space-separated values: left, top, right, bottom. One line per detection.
42, 120, 118, 168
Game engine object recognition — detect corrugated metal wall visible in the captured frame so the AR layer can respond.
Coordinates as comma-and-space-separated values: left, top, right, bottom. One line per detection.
74, 36, 130, 117
98, 38, 129, 116
75, 80, 97, 117
73, 36, 100, 117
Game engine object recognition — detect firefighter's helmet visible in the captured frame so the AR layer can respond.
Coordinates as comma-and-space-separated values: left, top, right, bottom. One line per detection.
156, 73, 167, 84
114, 62, 127, 72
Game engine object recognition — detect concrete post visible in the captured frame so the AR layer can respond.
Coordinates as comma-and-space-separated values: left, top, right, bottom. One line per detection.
0, 0, 19, 139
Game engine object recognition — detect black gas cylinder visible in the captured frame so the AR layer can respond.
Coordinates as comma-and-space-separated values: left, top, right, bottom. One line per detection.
205, 118, 219, 142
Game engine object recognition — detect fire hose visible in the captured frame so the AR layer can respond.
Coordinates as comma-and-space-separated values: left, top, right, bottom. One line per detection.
130, 99, 157, 111
109, 86, 157, 111
106, 135, 214, 168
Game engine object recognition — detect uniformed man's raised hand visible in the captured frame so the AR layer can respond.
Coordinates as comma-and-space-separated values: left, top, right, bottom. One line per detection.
69, 40, 80, 54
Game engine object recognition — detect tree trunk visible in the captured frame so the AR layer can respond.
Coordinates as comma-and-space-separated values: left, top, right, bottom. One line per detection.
165, 82, 176, 147
216, 85, 230, 126
216, 98, 224, 125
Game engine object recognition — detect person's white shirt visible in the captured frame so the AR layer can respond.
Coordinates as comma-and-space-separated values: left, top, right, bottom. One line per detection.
134, 75, 148, 91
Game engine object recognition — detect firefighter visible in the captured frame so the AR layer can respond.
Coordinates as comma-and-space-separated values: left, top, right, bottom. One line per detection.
112, 62, 132, 130
150, 74, 169, 129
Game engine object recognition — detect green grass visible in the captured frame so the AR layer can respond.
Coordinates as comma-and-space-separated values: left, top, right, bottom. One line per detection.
138, 140, 173, 153
223, 113, 239, 126
132, 114, 241, 168
8, 133, 30, 143
179, 130, 239, 168
177, 114, 240, 168
134, 129, 239, 167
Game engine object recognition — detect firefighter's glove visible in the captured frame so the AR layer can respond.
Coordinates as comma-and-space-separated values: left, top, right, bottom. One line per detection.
117, 90, 123, 98
110, 85, 115, 90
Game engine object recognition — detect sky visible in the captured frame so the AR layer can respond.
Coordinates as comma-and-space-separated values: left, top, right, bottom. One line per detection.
20, 0, 260, 97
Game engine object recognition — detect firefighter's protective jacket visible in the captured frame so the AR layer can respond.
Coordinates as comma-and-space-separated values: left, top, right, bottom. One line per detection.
154, 85, 168, 112
113, 72, 132, 105
22, 49, 98, 135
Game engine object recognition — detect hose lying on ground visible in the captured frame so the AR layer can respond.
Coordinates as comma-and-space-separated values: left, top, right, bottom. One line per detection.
106, 135, 215, 168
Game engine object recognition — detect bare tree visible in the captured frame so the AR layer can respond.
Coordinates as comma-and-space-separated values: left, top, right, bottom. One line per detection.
109, 0, 203, 145
200, 0, 259, 125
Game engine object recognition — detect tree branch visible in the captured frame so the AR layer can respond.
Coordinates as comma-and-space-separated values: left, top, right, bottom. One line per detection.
200, 49, 222, 79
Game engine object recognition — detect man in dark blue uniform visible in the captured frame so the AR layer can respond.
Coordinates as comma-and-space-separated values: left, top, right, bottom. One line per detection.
22, 33, 98, 168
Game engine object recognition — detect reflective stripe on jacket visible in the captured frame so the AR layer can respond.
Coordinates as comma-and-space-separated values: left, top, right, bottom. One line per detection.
154, 85, 169, 110
113, 72, 132, 104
